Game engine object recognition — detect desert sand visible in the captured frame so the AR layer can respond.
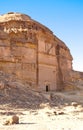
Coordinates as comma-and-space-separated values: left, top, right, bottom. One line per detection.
0, 90, 83, 130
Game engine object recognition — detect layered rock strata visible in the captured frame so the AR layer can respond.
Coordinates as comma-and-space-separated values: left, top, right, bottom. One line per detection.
0, 12, 73, 91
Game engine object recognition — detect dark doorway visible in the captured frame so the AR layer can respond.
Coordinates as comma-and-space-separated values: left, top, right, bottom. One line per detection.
46, 85, 49, 92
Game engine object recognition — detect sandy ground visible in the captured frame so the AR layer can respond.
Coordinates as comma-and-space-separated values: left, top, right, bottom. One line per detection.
0, 70, 83, 130
0, 91, 83, 130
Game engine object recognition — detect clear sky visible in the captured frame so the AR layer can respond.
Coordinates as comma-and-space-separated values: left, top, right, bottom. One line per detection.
0, 0, 83, 71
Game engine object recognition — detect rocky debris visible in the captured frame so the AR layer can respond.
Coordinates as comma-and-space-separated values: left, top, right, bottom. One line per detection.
0, 71, 49, 109
49, 93, 72, 106
0, 71, 66, 109
71, 102, 78, 107
53, 111, 65, 115
39, 103, 51, 109
0, 111, 22, 116
0, 71, 83, 111
3, 115, 19, 125
57, 111, 65, 115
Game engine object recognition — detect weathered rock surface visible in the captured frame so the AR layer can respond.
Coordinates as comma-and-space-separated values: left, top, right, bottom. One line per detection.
0, 12, 82, 91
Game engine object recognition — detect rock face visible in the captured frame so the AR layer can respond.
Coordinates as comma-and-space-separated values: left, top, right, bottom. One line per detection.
0, 12, 73, 91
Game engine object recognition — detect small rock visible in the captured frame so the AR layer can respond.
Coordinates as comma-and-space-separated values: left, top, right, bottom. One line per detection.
3, 115, 19, 125
71, 102, 78, 107
53, 111, 57, 115
58, 112, 65, 115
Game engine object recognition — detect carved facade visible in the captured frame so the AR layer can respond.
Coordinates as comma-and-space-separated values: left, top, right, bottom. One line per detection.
0, 12, 73, 91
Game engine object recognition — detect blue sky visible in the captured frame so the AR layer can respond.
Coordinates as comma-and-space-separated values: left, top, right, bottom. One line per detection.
0, 0, 83, 71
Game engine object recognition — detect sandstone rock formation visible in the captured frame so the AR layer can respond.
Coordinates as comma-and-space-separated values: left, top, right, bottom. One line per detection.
0, 12, 82, 91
